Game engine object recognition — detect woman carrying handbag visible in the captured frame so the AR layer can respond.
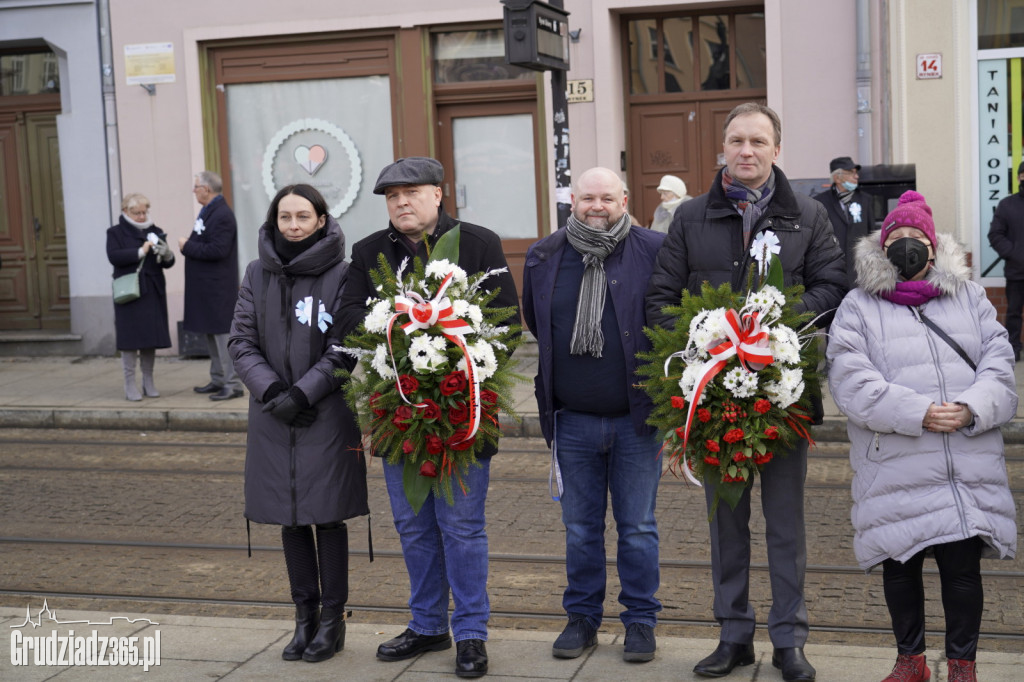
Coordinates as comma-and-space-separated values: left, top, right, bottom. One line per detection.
105, 193, 175, 400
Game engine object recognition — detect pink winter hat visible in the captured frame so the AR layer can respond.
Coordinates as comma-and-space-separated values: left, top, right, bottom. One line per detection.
880, 190, 936, 246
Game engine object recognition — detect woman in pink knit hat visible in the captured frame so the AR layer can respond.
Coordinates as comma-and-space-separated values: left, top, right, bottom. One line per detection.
826, 190, 1018, 682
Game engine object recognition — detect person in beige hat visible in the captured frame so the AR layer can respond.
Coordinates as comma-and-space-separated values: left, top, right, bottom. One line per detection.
649, 175, 689, 233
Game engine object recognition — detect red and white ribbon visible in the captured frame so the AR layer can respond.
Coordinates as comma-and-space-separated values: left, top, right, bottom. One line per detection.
666, 308, 775, 486
385, 272, 481, 442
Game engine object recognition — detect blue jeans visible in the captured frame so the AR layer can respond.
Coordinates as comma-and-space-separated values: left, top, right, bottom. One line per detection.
555, 410, 662, 628
382, 457, 490, 642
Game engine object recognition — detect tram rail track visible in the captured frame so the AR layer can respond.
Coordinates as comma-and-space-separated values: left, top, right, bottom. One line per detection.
2, 589, 1021, 644
2, 427, 1022, 653
1, 536, 1021, 579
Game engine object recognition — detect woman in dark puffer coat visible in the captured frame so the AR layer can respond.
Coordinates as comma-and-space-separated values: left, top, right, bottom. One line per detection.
229, 184, 368, 663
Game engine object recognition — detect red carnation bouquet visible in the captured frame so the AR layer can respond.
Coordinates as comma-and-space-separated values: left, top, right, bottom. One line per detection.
339, 227, 522, 513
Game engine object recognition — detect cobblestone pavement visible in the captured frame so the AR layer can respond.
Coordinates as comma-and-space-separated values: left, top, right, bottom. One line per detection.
1, 428, 1021, 654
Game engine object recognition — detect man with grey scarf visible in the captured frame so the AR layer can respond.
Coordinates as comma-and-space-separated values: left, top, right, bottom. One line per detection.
646, 103, 845, 682
522, 167, 667, 664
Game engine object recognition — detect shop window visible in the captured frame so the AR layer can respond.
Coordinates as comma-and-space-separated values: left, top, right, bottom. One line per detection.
698, 15, 730, 90
663, 18, 695, 93
979, 0, 1024, 49
625, 9, 764, 95
735, 13, 766, 89
627, 19, 658, 95
0, 51, 60, 96
433, 29, 534, 83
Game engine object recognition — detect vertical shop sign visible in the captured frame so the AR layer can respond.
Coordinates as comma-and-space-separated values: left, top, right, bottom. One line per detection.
979, 59, 1010, 276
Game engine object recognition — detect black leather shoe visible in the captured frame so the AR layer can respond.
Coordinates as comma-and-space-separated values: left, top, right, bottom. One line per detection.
376, 628, 452, 661
455, 639, 488, 678
194, 382, 221, 394
210, 387, 244, 401
693, 641, 755, 677
772, 647, 816, 681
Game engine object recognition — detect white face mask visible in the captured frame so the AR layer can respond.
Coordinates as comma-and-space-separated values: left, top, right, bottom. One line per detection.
840, 180, 858, 192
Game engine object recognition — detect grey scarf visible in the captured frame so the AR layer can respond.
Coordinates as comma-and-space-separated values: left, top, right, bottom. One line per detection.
564, 212, 631, 357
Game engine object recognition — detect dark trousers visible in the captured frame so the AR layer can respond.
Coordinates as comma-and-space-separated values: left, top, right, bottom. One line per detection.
881, 536, 984, 660
705, 439, 809, 648
1005, 279, 1024, 355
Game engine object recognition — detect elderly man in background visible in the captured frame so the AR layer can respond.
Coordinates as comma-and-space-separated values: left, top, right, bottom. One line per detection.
813, 156, 875, 289
179, 170, 243, 401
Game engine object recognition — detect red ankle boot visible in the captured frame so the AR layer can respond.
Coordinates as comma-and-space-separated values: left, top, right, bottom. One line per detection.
882, 653, 930, 682
947, 658, 977, 682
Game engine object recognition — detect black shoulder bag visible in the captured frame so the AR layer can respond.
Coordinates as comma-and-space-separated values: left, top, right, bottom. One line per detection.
915, 308, 978, 372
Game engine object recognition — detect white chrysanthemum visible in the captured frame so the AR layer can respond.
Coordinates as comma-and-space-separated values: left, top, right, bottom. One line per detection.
765, 368, 804, 407
364, 299, 394, 333
425, 259, 469, 288
770, 325, 802, 365
689, 307, 728, 353
458, 340, 498, 381
466, 304, 484, 328
721, 365, 759, 398
409, 334, 449, 373
677, 364, 705, 404
370, 343, 396, 380
746, 285, 785, 318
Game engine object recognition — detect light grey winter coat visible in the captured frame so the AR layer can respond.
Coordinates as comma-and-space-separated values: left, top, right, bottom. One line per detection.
229, 218, 369, 527
827, 233, 1018, 570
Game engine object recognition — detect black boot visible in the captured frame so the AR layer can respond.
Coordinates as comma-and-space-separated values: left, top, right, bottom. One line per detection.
281, 525, 320, 661
282, 604, 319, 661
303, 523, 349, 663
303, 607, 346, 662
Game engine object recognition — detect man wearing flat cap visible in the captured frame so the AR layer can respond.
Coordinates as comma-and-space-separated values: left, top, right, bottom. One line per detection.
813, 156, 876, 288
988, 160, 1024, 362
338, 156, 520, 678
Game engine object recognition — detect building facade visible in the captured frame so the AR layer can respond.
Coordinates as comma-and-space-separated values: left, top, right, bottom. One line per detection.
0, 0, 1018, 354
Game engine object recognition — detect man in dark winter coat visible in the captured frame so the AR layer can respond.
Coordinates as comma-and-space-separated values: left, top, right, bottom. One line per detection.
523, 167, 665, 664
180, 170, 243, 400
337, 157, 520, 679
813, 156, 876, 288
646, 103, 846, 682
987, 160, 1024, 361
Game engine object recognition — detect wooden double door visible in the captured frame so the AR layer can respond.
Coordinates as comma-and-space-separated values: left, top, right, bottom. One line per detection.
0, 110, 68, 330
627, 96, 765, 228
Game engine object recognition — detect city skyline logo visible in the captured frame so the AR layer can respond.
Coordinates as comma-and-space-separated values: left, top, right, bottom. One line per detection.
9, 600, 161, 671
10, 599, 159, 629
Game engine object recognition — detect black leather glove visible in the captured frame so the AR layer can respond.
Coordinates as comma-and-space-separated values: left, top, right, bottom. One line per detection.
263, 387, 312, 426
262, 381, 287, 404
291, 406, 318, 428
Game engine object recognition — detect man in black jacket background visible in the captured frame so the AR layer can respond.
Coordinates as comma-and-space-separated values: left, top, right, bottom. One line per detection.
988, 161, 1024, 361
813, 156, 876, 289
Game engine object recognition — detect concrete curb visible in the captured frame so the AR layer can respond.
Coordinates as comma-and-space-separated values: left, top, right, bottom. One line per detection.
4, 407, 1024, 444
